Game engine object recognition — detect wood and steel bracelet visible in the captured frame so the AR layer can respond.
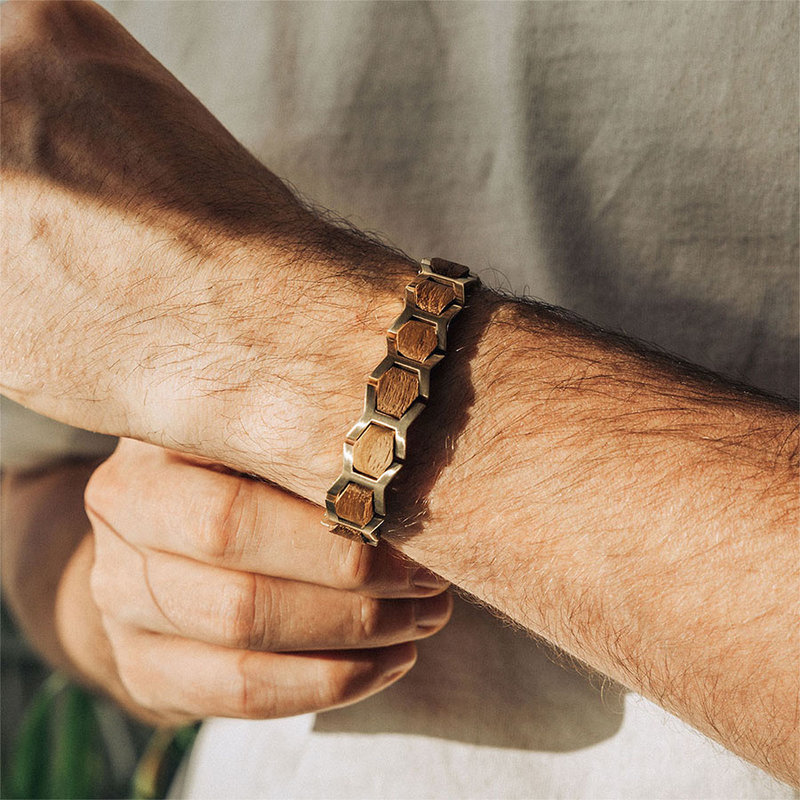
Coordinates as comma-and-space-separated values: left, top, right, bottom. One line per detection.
323, 258, 479, 545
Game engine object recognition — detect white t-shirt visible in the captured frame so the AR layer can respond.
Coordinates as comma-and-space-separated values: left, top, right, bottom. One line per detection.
9, 2, 797, 797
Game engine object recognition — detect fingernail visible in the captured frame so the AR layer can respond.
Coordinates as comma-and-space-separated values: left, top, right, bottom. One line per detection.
412, 567, 450, 591
414, 592, 453, 630
383, 667, 409, 685
381, 642, 417, 680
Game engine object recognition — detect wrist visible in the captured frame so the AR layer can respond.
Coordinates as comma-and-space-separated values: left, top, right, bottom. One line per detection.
182, 232, 418, 493
378, 289, 518, 566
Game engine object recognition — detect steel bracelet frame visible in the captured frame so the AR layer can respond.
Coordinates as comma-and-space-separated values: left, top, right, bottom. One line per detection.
323, 258, 479, 545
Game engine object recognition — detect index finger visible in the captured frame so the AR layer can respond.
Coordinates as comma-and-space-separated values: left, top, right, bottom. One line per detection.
85, 441, 448, 598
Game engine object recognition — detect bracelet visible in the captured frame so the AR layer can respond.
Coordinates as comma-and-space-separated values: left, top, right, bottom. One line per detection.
323, 258, 479, 545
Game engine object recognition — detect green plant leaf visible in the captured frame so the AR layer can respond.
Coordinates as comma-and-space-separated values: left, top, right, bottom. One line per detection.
5, 674, 67, 799
131, 724, 199, 800
49, 684, 103, 799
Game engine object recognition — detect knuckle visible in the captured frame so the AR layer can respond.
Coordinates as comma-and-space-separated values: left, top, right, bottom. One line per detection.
352, 596, 384, 642
221, 574, 269, 651
1, 1, 54, 44
317, 659, 375, 709
337, 540, 379, 592
7, 1, 107, 42
1, 1, 91, 54
83, 458, 117, 518
233, 652, 276, 718
191, 479, 249, 562
121, 674, 158, 713
113, 646, 159, 712
88, 561, 115, 614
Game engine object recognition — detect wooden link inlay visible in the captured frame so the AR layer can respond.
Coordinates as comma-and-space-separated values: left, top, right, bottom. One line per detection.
334, 482, 374, 527
376, 366, 419, 418
413, 279, 456, 314
352, 423, 395, 479
396, 319, 438, 362
429, 258, 470, 278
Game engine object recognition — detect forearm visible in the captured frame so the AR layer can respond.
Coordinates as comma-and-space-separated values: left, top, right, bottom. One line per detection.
278, 276, 799, 781
394, 295, 799, 784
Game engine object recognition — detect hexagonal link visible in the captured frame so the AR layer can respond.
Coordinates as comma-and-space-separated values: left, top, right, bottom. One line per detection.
395, 319, 438, 361
412, 278, 456, 314
329, 522, 379, 546
389, 303, 459, 356
369, 354, 436, 400
374, 366, 419, 418
325, 459, 402, 520
419, 258, 479, 303
352, 423, 395, 478
323, 505, 383, 546
334, 482, 374, 527
427, 257, 470, 278
346, 396, 425, 461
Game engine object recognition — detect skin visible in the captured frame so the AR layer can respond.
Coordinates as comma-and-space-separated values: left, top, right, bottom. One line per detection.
2, 445, 451, 727
1, 0, 798, 787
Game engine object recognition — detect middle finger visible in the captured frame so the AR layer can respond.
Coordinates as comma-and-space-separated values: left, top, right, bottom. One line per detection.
92, 542, 454, 651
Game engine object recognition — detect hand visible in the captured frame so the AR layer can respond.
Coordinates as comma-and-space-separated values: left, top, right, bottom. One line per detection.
84, 439, 452, 725
1, 1, 471, 727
